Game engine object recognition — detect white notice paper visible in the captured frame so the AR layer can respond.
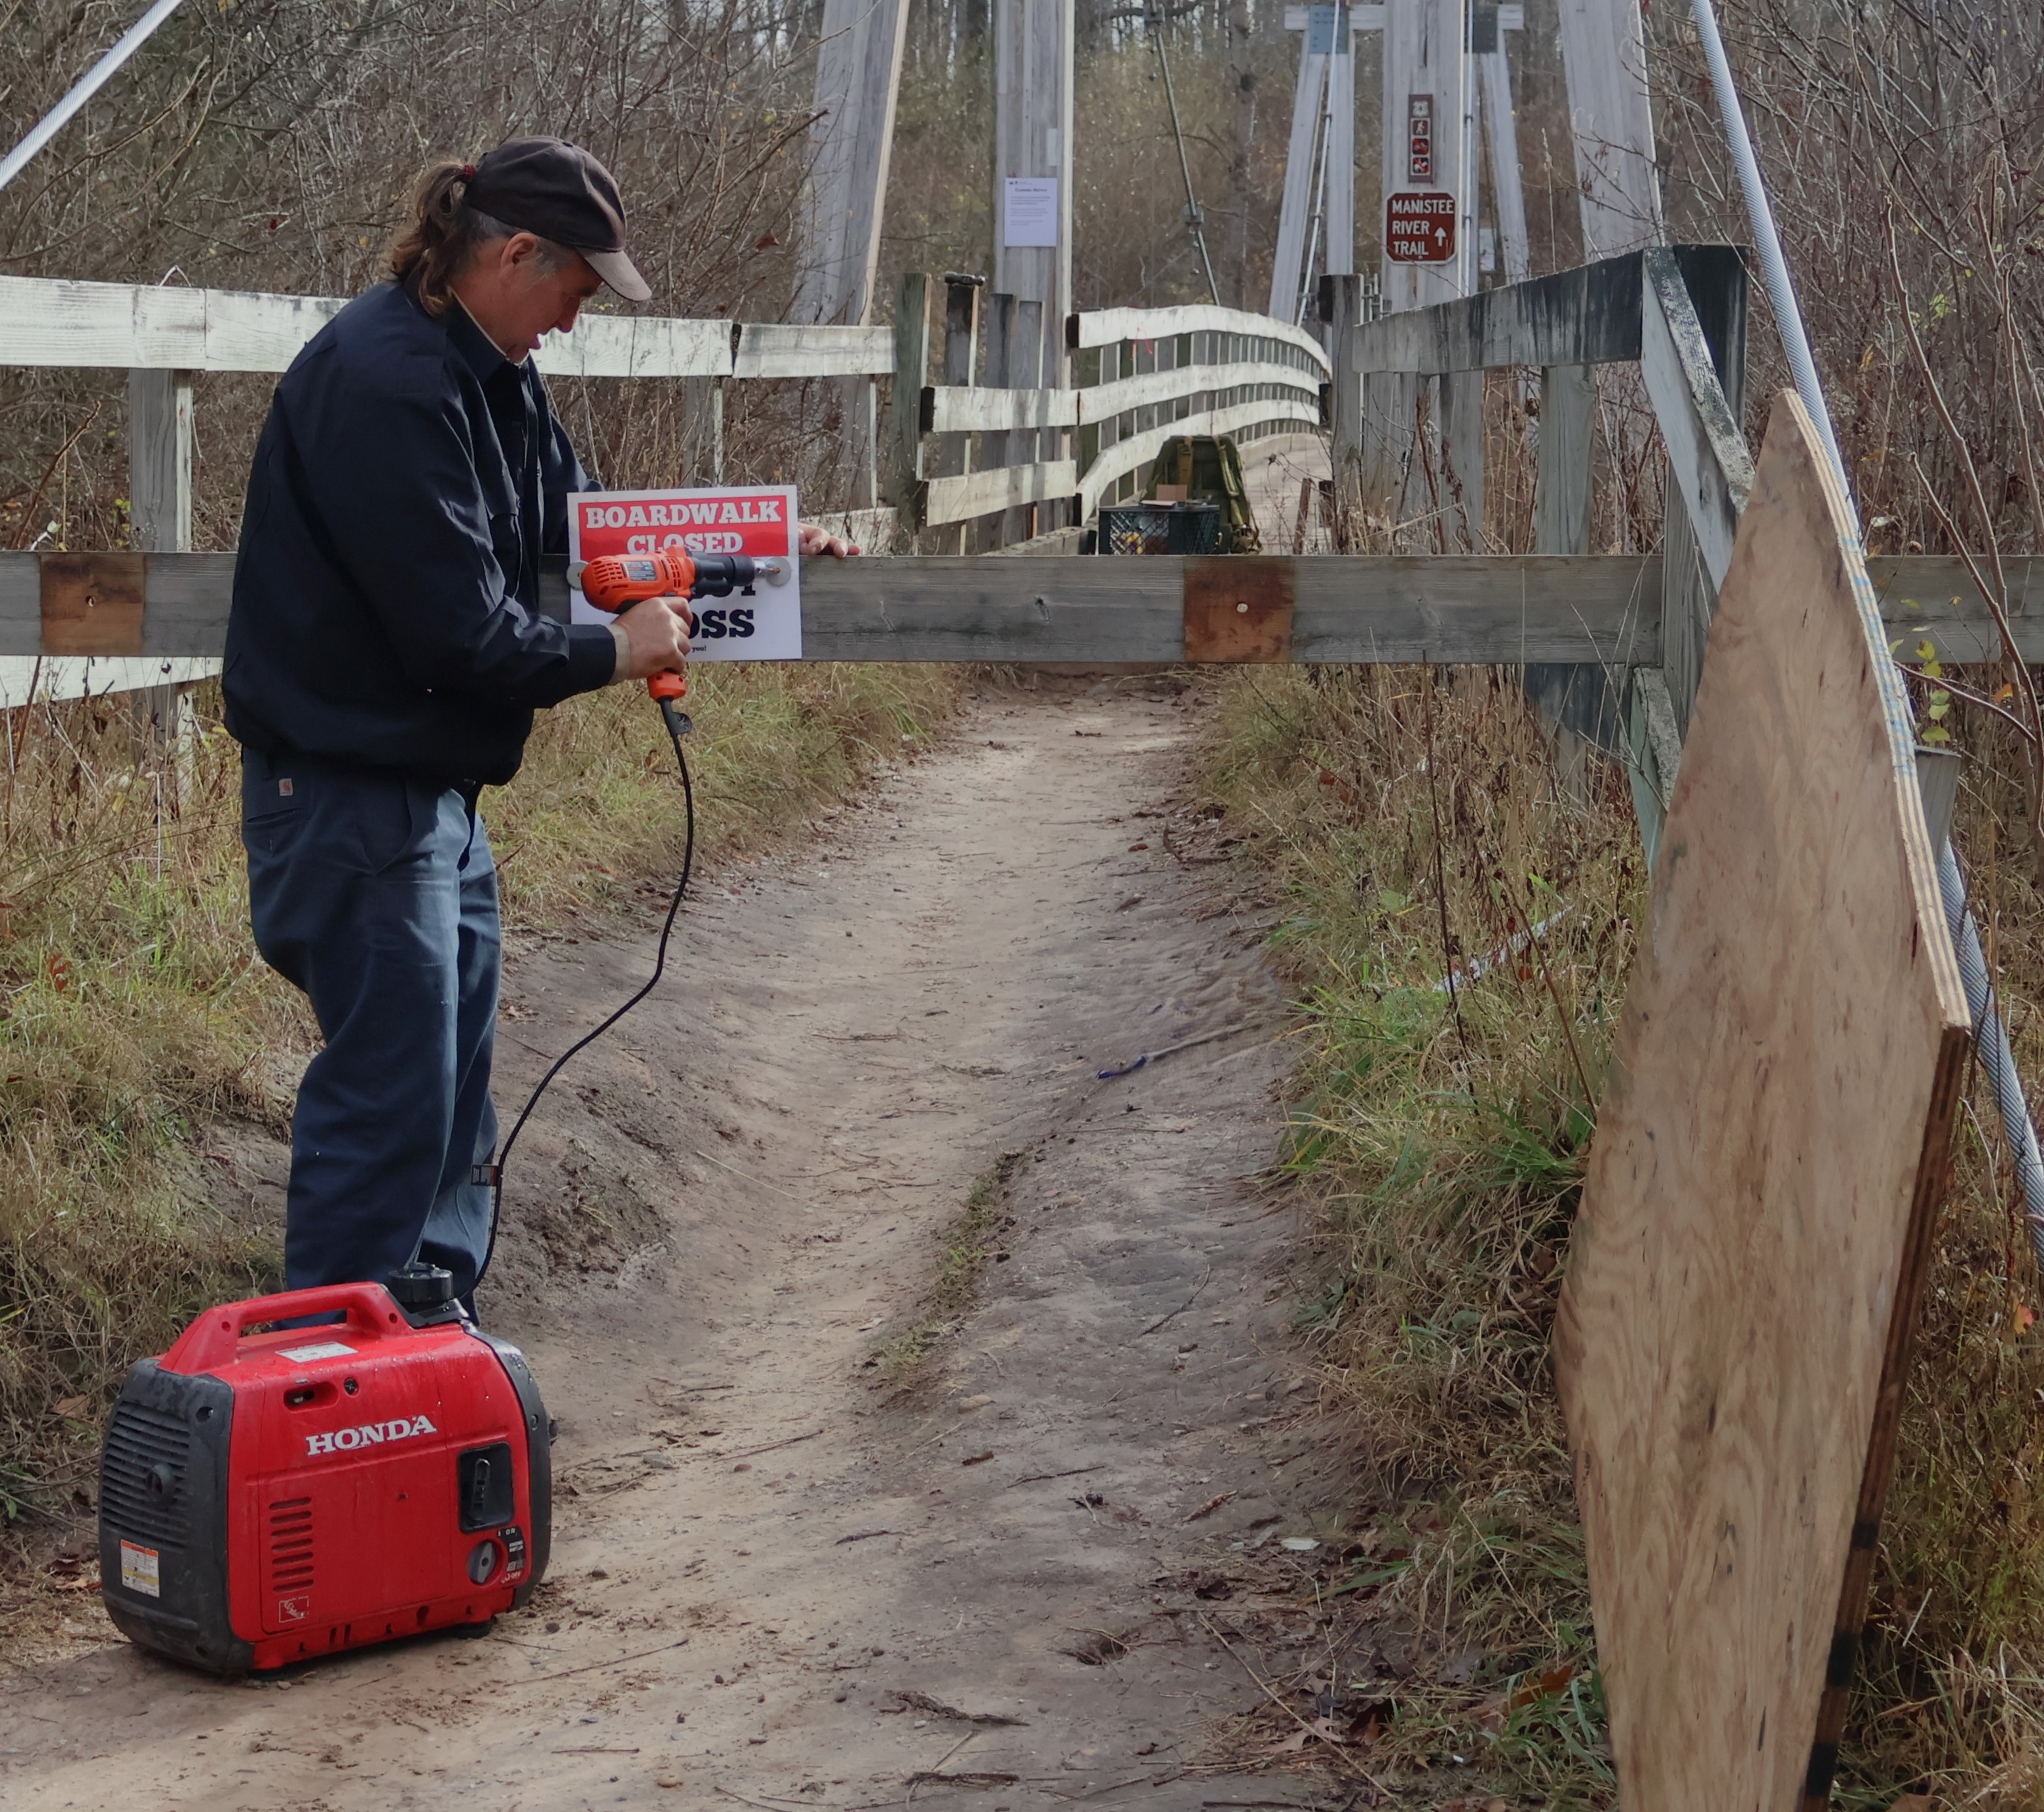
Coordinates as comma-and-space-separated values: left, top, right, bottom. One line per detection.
1003, 178, 1060, 248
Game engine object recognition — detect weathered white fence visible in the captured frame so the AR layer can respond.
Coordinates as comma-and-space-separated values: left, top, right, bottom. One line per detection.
0, 271, 1330, 700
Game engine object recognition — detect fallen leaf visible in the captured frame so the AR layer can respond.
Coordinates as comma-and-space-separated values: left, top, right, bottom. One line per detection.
1887, 1798, 1932, 1812
961, 1452, 994, 1467
52, 1574, 100, 1593
2017, 1303, 2036, 1334
52, 1396, 88, 1418
1183, 1491, 1234, 1523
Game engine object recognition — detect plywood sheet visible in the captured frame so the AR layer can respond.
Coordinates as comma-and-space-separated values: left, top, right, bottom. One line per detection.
1553, 394, 1970, 1812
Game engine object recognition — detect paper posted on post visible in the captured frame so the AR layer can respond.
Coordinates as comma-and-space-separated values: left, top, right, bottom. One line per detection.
567, 484, 802, 660
1002, 177, 1059, 248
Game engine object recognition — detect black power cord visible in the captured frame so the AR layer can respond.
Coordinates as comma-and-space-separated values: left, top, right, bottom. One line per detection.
475, 696, 696, 1292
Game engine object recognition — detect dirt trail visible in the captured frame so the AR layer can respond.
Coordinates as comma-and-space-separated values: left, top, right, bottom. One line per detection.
2, 681, 1349, 1811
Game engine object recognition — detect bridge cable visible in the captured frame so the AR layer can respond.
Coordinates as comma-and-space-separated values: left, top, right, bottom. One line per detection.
1689, 0, 2044, 1274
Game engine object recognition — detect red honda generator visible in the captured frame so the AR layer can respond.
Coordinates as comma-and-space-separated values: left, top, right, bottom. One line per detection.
97, 1269, 551, 1676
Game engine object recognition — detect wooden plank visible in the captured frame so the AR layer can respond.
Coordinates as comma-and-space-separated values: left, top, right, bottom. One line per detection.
1002, 298, 1047, 544
1865, 556, 2044, 662
537, 314, 733, 380
128, 369, 193, 554
1288, 552, 1660, 662
0, 554, 41, 655
1076, 361, 1320, 423
1069, 303, 1328, 371
1526, 362, 1618, 749
1440, 368, 1483, 548
1184, 557, 1295, 660
732, 322, 895, 379
920, 457, 1077, 528
887, 274, 932, 520
1553, 394, 1969, 1812
0, 276, 327, 371
142, 553, 238, 656
18, 548, 2043, 670
1640, 247, 1752, 596
41, 554, 145, 655
1324, 276, 1364, 511
1353, 251, 1646, 375
923, 384, 1078, 435
793, 0, 910, 330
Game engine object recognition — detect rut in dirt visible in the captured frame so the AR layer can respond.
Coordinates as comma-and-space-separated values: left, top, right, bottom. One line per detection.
1, 675, 1370, 1812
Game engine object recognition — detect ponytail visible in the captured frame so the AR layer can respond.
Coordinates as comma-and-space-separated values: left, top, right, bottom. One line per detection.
387, 159, 522, 317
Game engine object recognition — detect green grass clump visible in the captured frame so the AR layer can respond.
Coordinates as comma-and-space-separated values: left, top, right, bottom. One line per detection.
0, 662, 965, 1536
868, 1151, 1026, 1381
1200, 664, 1643, 1803
1202, 662, 2044, 1803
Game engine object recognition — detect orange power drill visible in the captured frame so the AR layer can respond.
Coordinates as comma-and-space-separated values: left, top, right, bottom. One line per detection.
568, 548, 789, 704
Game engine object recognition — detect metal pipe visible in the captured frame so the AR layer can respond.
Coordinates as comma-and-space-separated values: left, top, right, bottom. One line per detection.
1938, 839, 2044, 1272
1687, 0, 1846, 487
1690, 0, 2044, 1260
0, 0, 188, 198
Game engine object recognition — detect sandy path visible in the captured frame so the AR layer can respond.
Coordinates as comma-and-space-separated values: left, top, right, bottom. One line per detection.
1, 681, 1339, 1812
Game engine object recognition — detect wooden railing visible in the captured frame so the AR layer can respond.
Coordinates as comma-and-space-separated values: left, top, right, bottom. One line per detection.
0, 270, 1332, 696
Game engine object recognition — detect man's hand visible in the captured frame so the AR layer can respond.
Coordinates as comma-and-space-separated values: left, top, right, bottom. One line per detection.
612, 595, 693, 683
798, 521, 862, 558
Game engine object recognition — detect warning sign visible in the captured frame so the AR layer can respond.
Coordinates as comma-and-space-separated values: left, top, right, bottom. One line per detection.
1386, 192, 1457, 264
568, 485, 802, 662
119, 1539, 160, 1598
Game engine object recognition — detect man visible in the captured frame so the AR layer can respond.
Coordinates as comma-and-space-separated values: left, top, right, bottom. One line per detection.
225, 136, 853, 1308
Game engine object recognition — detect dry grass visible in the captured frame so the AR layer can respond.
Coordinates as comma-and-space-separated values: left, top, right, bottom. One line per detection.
1199, 663, 1638, 1804
1202, 659, 2044, 1803
0, 661, 965, 1536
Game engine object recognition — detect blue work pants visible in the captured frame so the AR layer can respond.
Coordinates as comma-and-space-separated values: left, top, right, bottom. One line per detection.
240, 747, 500, 1301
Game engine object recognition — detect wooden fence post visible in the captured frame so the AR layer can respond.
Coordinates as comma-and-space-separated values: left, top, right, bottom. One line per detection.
127, 367, 196, 780
888, 273, 932, 540
1003, 297, 1044, 544
1321, 274, 1361, 533
935, 274, 984, 553
1525, 362, 1605, 781
1657, 245, 1749, 732
979, 293, 1016, 550
1439, 367, 1484, 550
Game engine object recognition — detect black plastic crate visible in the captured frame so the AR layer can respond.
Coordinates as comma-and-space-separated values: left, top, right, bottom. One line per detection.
1097, 500, 1223, 556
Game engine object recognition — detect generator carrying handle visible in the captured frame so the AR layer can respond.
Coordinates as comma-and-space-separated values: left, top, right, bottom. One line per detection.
159, 1283, 414, 1376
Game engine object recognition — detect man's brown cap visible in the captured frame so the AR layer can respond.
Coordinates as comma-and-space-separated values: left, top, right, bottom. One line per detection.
467, 137, 651, 303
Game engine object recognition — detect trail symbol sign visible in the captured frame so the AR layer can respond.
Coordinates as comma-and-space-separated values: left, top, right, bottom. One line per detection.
1386, 192, 1456, 263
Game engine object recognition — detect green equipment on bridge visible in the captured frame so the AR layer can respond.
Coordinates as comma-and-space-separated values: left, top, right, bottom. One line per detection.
1096, 434, 1261, 556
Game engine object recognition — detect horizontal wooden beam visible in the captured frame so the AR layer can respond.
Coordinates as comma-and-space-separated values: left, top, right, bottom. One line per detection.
1349, 246, 1748, 378
923, 384, 1080, 434
731, 322, 895, 379
0, 275, 895, 381
918, 460, 1079, 528
1068, 302, 1329, 373
7, 550, 2032, 668
1353, 254, 1644, 377
1076, 361, 1321, 423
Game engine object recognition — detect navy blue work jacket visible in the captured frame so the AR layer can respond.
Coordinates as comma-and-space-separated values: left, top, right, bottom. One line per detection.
224, 278, 616, 788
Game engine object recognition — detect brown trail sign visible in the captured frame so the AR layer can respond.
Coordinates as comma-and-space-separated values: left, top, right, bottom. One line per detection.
1553, 394, 1970, 1811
